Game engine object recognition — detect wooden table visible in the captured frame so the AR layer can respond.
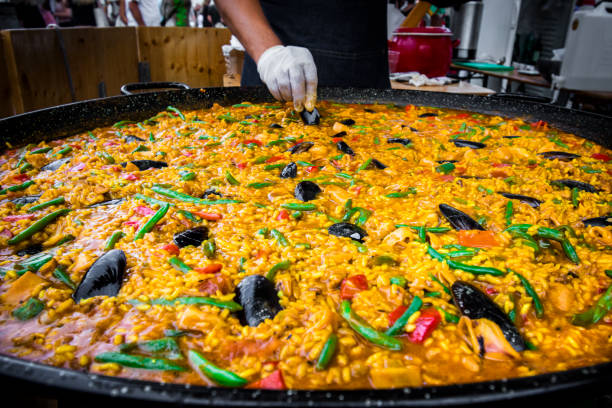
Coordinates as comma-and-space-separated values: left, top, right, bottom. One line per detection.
391, 79, 495, 95
450, 63, 550, 89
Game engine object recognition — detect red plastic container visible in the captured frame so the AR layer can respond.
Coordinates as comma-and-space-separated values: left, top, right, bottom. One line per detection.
388, 27, 454, 77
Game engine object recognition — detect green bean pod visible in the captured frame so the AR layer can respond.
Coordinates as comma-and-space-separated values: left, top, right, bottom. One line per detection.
8, 208, 71, 245
134, 203, 170, 241
265, 260, 291, 281
385, 296, 423, 336
95, 352, 186, 371
340, 300, 402, 350
188, 350, 248, 387
105, 231, 125, 250
12, 298, 45, 320
316, 333, 338, 370
27, 197, 65, 213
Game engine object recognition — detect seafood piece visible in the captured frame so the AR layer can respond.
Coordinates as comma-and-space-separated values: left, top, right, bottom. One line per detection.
294, 181, 321, 202
300, 108, 320, 125
452, 139, 486, 149
288, 142, 314, 155
125, 135, 146, 143
235, 274, 282, 327
11, 195, 41, 206
336, 141, 355, 156
451, 281, 526, 352
88, 198, 125, 208
339, 118, 355, 126
457, 317, 520, 361
387, 138, 412, 146
121, 160, 168, 171
328, 222, 368, 243
280, 162, 297, 179
173, 227, 208, 248
583, 215, 612, 227
538, 151, 580, 161
550, 179, 600, 193
497, 192, 542, 209
73, 249, 126, 302
41, 158, 71, 172
439, 204, 485, 231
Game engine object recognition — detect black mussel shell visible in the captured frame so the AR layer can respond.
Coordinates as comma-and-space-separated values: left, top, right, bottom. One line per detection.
452, 139, 486, 149
371, 159, 387, 169
550, 179, 600, 193
328, 222, 368, 243
300, 108, 320, 125
419, 113, 438, 118
280, 162, 297, 179
41, 158, 71, 172
583, 215, 612, 227
332, 131, 347, 138
11, 195, 41, 206
339, 118, 355, 126
201, 188, 222, 199
503, 135, 520, 139
336, 141, 355, 156
235, 274, 282, 327
439, 204, 485, 231
173, 226, 208, 248
269, 123, 283, 129
410, 127, 418, 132
538, 151, 580, 161
125, 135, 145, 143
498, 192, 542, 209
451, 281, 526, 352
364, 108, 375, 113
437, 160, 458, 164
16, 243, 43, 257
387, 138, 412, 146
120, 160, 168, 171
73, 249, 127, 302
295, 181, 321, 202
288, 142, 314, 155
89, 198, 125, 208
458, 175, 484, 180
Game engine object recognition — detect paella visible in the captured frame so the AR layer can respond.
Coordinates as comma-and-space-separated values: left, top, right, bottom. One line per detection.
0, 101, 610, 390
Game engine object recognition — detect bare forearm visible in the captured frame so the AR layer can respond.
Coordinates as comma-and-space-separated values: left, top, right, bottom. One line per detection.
129, 1, 146, 26
215, 0, 281, 63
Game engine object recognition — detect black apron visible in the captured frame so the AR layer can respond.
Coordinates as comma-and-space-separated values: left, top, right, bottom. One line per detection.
241, 0, 390, 89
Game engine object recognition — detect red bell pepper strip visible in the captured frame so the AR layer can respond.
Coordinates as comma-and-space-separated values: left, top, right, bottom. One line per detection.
592, 153, 611, 162
265, 155, 284, 163
193, 211, 223, 221
388, 305, 408, 326
248, 370, 286, 390
134, 206, 155, 216
277, 210, 289, 220
161, 243, 180, 256
3, 214, 37, 222
492, 163, 511, 168
340, 274, 368, 300
236, 162, 247, 169
408, 308, 441, 344
242, 139, 262, 146
194, 264, 223, 274
458, 230, 499, 248
305, 166, 319, 174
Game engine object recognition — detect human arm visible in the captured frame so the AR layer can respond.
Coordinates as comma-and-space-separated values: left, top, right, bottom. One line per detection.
129, 0, 146, 26
119, 0, 128, 24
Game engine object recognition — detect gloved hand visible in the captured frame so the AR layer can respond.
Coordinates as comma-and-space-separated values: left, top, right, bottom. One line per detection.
257, 45, 318, 112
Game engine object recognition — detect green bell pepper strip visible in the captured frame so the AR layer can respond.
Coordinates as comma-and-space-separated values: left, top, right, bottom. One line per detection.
511, 269, 543, 318
95, 352, 186, 371
342, 207, 371, 227
27, 197, 65, 213
168, 256, 192, 273
571, 187, 579, 208
427, 246, 505, 276
18, 252, 53, 272
167, 106, 185, 121
265, 260, 291, 281
385, 296, 423, 336
425, 291, 441, 298
341, 300, 402, 350
53, 268, 76, 290
188, 350, 247, 387
572, 283, 612, 327
29, 147, 52, 155
356, 158, 373, 173
53, 146, 72, 157
105, 231, 125, 250
316, 333, 338, 371
134, 203, 170, 241
270, 229, 289, 246
19, 163, 33, 173
203, 239, 216, 258
505, 201, 513, 226
390, 276, 407, 287
225, 171, 240, 185
247, 182, 275, 189
150, 185, 242, 205
281, 203, 316, 211
8, 208, 71, 245
119, 337, 182, 360
0, 180, 35, 195
97, 151, 115, 164
12, 298, 45, 320
429, 273, 451, 295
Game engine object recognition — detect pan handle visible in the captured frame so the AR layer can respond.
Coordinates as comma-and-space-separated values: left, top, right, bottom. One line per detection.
489, 93, 551, 104
120, 82, 190, 96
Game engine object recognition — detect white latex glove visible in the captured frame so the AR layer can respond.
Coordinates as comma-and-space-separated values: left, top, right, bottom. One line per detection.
257, 45, 318, 112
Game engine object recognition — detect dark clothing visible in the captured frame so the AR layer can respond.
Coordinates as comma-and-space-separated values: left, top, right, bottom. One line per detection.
72, 4, 96, 26
241, 0, 390, 89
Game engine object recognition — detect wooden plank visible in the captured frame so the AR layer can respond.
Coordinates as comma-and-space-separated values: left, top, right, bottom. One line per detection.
0, 30, 20, 117
137, 27, 230, 88
391, 80, 495, 96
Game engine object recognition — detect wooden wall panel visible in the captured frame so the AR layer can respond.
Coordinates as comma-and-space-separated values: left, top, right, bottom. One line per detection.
138, 27, 230, 88
0, 31, 17, 117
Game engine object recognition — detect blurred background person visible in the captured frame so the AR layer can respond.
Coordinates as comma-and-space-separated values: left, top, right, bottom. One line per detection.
126, 0, 160, 26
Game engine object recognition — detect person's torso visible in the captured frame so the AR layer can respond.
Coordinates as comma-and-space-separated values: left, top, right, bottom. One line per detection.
127, 0, 160, 26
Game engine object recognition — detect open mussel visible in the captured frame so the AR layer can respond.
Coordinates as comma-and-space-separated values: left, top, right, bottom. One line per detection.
328, 222, 367, 243
41, 158, 71, 172
11, 195, 41, 206
497, 192, 542, 209
288, 142, 314, 155
451, 281, 526, 352
88, 198, 125, 208
452, 139, 486, 149
280, 162, 297, 179
300, 108, 320, 125
439, 204, 485, 231
583, 215, 612, 227
538, 151, 580, 161
387, 138, 412, 146
339, 118, 355, 126
295, 181, 321, 202
121, 160, 168, 171
550, 179, 600, 193
336, 141, 355, 156
73, 249, 126, 302
173, 227, 208, 248
235, 274, 282, 327
125, 135, 145, 143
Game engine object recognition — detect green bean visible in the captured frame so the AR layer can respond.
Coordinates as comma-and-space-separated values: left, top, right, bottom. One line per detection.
561, 239, 580, 264
134, 203, 169, 241
342, 207, 371, 227
248, 182, 275, 189
179, 170, 196, 181
19, 163, 33, 173
29, 147, 52, 155
265, 260, 291, 281
386, 188, 417, 198
167, 106, 185, 121
132, 145, 150, 153
512, 269, 543, 318
53, 146, 72, 157
53, 268, 76, 290
164, 329, 186, 337
572, 283, 612, 327
411, 226, 426, 242
253, 156, 271, 164
188, 350, 247, 387
429, 273, 451, 294
133, 193, 172, 208
557, 225, 577, 238
170, 296, 242, 312
335, 172, 353, 179
150, 185, 242, 205
168, 256, 192, 273
105, 231, 125, 250
606, 270, 612, 279
356, 158, 372, 173
372, 255, 397, 266
281, 203, 316, 211
341, 300, 402, 350
203, 239, 216, 258
427, 246, 504, 276
297, 160, 314, 166
264, 163, 285, 170
445, 250, 477, 259
97, 151, 115, 164
12, 298, 45, 320
505, 200, 513, 226
270, 229, 289, 246
18, 252, 53, 272
390, 276, 407, 288
571, 187, 579, 208
316, 333, 338, 371
113, 120, 137, 128
0, 180, 35, 195
225, 170, 240, 185
177, 209, 200, 222
119, 337, 182, 360
55, 234, 74, 246
256, 227, 269, 236
436, 162, 455, 174
385, 296, 423, 336
351, 241, 368, 253
8, 208, 71, 245
27, 197, 65, 213
95, 352, 185, 371
291, 210, 302, 219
